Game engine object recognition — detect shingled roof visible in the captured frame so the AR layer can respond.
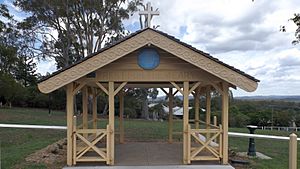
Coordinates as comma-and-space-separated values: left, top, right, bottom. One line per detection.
39, 28, 259, 83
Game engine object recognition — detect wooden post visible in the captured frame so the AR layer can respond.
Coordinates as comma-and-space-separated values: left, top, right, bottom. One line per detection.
82, 86, 88, 138
289, 133, 297, 169
206, 88, 211, 139
72, 116, 77, 165
108, 81, 115, 165
66, 83, 74, 166
206, 88, 211, 125
183, 81, 189, 164
214, 115, 217, 142
221, 83, 229, 165
168, 88, 173, 143
106, 124, 111, 165
214, 116, 217, 126
119, 91, 125, 144
92, 92, 97, 130
194, 88, 200, 129
187, 124, 191, 164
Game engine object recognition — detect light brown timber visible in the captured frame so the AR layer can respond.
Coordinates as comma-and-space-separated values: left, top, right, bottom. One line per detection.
183, 81, 189, 164
82, 86, 88, 138
106, 124, 111, 165
66, 83, 74, 166
72, 116, 77, 165
92, 91, 97, 130
206, 88, 211, 139
194, 88, 200, 129
221, 82, 229, 164
289, 133, 297, 169
168, 88, 173, 143
108, 81, 115, 165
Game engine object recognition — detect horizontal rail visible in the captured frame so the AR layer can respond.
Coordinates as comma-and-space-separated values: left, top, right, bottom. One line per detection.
229, 132, 300, 141
76, 129, 107, 134
191, 129, 221, 133
0, 123, 67, 130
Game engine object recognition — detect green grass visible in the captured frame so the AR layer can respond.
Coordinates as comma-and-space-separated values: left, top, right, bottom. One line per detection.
1, 107, 300, 168
0, 107, 66, 169
229, 128, 300, 169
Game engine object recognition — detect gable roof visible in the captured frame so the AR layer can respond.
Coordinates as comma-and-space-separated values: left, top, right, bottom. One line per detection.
38, 28, 259, 94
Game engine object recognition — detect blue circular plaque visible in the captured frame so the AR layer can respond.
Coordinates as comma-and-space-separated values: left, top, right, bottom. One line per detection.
138, 48, 160, 70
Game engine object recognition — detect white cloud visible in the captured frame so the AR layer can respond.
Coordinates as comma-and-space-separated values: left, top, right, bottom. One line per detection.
140, 0, 300, 96
8, 0, 300, 96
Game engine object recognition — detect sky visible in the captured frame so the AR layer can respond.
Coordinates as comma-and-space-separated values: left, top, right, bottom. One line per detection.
123, 0, 300, 97
2, 0, 300, 97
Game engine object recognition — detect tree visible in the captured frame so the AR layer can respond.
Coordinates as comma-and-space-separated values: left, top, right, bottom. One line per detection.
0, 4, 18, 74
290, 14, 300, 45
0, 4, 39, 107
15, 0, 141, 69
0, 73, 24, 107
14, 55, 37, 87
126, 88, 158, 119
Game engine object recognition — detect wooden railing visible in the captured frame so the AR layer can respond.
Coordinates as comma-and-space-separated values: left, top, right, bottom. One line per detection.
187, 124, 223, 162
72, 116, 111, 165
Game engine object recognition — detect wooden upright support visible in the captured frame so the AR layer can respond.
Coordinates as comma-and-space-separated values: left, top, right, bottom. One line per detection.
119, 91, 125, 144
66, 83, 74, 166
194, 88, 200, 129
82, 86, 88, 138
206, 88, 211, 126
108, 81, 115, 165
92, 90, 97, 130
214, 116, 217, 126
206, 88, 211, 139
168, 88, 173, 143
72, 116, 77, 165
221, 82, 229, 164
183, 81, 190, 164
289, 133, 297, 169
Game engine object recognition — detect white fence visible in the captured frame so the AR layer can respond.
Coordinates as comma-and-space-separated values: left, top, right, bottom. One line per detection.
0, 124, 67, 130
260, 126, 300, 132
229, 132, 298, 169
0, 124, 298, 169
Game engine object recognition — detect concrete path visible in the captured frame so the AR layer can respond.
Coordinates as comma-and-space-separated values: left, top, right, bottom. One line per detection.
65, 165, 234, 169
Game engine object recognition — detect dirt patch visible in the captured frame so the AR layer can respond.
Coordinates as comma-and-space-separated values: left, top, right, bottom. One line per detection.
23, 138, 67, 169
229, 149, 253, 169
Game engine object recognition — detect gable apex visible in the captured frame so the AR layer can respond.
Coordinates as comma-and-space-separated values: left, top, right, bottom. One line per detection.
38, 28, 259, 93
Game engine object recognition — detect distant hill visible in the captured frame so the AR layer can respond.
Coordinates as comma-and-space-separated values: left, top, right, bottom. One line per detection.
150, 95, 195, 102
235, 95, 300, 102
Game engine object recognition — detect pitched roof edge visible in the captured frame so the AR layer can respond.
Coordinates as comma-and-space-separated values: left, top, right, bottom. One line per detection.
38, 28, 150, 83
38, 28, 259, 84
151, 29, 259, 83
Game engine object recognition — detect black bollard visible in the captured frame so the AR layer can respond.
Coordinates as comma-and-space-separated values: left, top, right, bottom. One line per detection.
247, 125, 257, 156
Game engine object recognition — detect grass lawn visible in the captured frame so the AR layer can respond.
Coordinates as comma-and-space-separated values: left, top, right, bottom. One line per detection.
229, 128, 300, 169
1, 107, 300, 169
0, 107, 66, 169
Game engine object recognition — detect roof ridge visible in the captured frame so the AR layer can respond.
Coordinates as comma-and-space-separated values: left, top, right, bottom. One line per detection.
38, 28, 259, 83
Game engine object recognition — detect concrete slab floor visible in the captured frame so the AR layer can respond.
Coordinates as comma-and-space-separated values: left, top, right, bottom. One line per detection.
65, 142, 234, 169
64, 165, 235, 169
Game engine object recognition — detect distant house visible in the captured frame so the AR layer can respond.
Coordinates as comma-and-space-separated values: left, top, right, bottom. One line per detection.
148, 103, 195, 116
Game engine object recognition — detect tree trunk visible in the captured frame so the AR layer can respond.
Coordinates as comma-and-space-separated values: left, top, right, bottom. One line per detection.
141, 97, 149, 120
102, 103, 108, 115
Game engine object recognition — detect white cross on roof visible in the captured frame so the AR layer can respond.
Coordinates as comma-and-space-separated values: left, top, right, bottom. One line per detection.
139, 2, 159, 28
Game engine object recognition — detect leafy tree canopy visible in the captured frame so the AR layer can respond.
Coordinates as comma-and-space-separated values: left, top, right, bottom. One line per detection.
15, 0, 142, 68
